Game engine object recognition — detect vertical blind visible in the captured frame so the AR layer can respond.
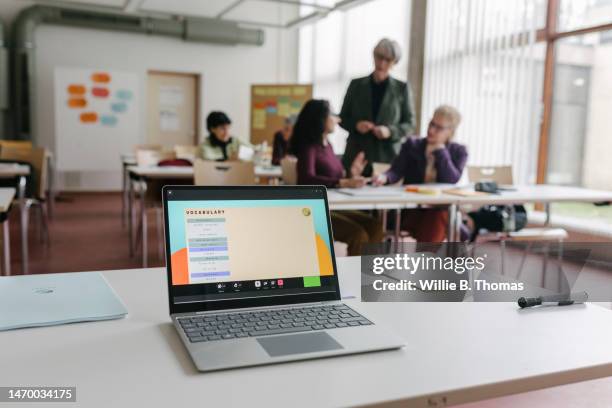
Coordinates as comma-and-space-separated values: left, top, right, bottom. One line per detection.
298, 0, 411, 153
422, 0, 546, 184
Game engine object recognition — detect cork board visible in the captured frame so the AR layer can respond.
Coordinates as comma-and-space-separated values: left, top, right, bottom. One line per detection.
250, 84, 313, 145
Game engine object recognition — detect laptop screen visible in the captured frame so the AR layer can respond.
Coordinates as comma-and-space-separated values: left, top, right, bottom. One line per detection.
163, 186, 341, 313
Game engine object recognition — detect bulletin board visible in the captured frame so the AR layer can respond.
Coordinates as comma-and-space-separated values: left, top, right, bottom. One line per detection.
250, 84, 313, 145
55, 67, 139, 171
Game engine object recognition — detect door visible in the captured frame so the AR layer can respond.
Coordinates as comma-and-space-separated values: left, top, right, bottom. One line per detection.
146, 71, 199, 147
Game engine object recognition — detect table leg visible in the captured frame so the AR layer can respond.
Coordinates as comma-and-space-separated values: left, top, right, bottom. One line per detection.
17, 176, 29, 274
47, 155, 56, 219
3, 218, 10, 276
122, 162, 128, 228
544, 202, 551, 226
128, 176, 134, 256
394, 209, 401, 252
447, 203, 458, 242
141, 180, 148, 268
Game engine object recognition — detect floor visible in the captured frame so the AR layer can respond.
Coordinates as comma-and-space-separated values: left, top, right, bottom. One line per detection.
6, 192, 159, 275
4, 192, 612, 406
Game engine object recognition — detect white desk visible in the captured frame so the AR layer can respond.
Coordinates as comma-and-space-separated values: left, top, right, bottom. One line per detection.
328, 184, 612, 241
127, 164, 282, 179
0, 187, 15, 275
2, 257, 612, 407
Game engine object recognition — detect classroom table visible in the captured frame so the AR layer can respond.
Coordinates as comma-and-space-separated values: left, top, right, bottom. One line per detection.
328, 185, 612, 241
0, 187, 15, 275
0, 163, 32, 274
1, 256, 612, 407
126, 165, 283, 266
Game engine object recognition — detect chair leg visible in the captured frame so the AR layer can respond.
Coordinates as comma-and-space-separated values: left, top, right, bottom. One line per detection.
41, 202, 51, 246
542, 242, 550, 288
500, 240, 506, 276
515, 241, 532, 280
21, 200, 33, 274
142, 206, 148, 268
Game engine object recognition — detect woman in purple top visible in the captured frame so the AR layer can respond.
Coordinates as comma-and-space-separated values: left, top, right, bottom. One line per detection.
290, 99, 383, 255
374, 105, 468, 242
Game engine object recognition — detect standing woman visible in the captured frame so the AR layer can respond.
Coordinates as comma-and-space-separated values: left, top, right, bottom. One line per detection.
291, 99, 383, 256
340, 38, 415, 176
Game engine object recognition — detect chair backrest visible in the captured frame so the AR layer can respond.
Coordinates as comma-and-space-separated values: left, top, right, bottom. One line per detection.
193, 159, 255, 186
0, 146, 47, 199
0, 140, 33, 151
133, 144, 161, 153
372, 162, 391, 176
468, 165, 514, 185
280, 155, 298, 185
174, 145, 198, 162
136, 148, 175, 167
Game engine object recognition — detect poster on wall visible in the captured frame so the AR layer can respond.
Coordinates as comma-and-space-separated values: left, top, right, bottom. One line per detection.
54, 67, 140, 171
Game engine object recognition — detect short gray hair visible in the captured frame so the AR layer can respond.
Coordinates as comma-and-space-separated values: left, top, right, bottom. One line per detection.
373, 38, 402, 63
433, 105, 462, 136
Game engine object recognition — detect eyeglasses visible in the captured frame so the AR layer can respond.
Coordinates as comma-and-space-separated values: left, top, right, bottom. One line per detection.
428, 121, 452, 132
374, 52, 394, 63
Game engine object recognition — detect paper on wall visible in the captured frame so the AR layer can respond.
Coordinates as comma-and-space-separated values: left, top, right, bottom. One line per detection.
159, 85, 184, 107
160, 108, 180, 132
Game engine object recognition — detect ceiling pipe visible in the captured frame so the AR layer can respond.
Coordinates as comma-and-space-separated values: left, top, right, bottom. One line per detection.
11, 5, 265, 141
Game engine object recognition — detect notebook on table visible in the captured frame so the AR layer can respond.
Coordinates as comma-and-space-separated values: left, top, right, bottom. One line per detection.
0, 272, 127, 331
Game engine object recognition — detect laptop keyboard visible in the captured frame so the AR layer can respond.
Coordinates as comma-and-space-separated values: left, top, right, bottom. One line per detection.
178, 304, 372, 343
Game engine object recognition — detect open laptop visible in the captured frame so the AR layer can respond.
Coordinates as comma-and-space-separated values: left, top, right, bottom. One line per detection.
162, 185, 404, 372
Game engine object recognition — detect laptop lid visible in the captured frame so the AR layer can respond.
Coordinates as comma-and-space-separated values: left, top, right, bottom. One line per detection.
163, 185, 341, 314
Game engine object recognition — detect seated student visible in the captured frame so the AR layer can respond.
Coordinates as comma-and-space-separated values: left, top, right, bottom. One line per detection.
200, 111, 251, 161
291, 99, 383, 256
374, 105, 468, 242
272, 115, 297, 165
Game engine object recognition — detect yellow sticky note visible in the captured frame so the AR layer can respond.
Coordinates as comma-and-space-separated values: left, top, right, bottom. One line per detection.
293, 86, 307, 96
277, 87, 291, 96
253, 109, 266, 129
278, 97, 290, 117
253, 87, 265, 96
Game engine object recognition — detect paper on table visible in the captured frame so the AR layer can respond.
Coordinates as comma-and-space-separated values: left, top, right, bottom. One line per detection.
238, 145, 255, 162
336, 186, 405, 196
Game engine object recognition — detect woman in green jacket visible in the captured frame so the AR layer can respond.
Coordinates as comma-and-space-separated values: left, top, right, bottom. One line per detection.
340, 38, 415, 176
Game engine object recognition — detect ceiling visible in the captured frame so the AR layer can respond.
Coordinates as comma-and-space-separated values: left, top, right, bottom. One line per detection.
32, 0, 374, 28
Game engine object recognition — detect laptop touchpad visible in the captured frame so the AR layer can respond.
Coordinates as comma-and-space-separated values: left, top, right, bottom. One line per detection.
257, 332, 343, 357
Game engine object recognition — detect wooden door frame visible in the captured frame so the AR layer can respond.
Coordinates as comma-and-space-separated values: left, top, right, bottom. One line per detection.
147, 70, 201, 145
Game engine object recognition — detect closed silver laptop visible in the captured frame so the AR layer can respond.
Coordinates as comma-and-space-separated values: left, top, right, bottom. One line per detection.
162, 185, 404, 372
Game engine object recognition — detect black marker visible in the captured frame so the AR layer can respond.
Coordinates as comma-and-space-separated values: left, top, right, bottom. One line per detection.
518, 292, 588, 308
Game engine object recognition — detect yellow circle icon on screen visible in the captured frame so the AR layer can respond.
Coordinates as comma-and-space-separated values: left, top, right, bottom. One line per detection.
302, 208, 311, 216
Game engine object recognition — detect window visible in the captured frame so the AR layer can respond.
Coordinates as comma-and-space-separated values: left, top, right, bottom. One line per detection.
298, 0, 411, 152
558, 0, 612, 32
422, 0, 546, 184
547, 30, 612, 224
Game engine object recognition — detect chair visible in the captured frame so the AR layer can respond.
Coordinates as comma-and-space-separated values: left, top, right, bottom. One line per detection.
467, 165, 568, 279
0, 140, 33, 151
0, 147, 50, 274
193, 160, 256, 186
371, 162, 391, 176
174, 145, 198, 162
280, 156, 297, 185
467, 165, 513, 185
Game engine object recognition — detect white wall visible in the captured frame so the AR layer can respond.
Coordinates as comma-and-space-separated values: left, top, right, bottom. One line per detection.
0, 1, 299, 190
